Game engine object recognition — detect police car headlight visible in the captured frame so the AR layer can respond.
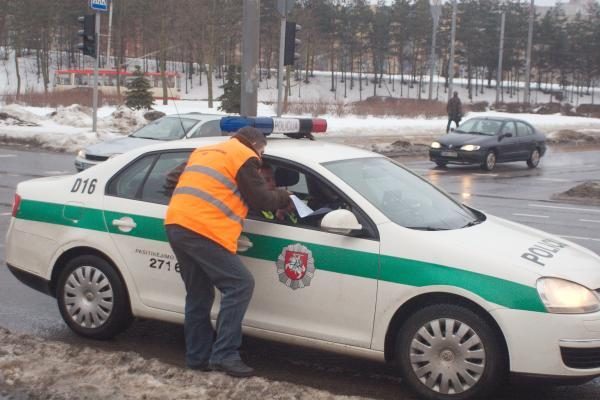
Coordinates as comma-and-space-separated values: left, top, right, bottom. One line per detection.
460, 145, 480, 151
77, 149, 86, 159
431, 142, 441, 149
536, 278, 600, 314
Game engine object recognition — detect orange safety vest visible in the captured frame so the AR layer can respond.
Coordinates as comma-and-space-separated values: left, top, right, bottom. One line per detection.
165, 138, 258, 253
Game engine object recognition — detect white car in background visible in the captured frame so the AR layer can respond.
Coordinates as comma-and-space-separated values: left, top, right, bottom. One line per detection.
6, 117, 600, 400
74, 112, 223, 171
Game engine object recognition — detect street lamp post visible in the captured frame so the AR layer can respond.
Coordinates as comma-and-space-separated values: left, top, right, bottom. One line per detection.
524, 0, 535, 104
447, 0, 457, 102
429, 0, 442, 101
496, 2, 506, 105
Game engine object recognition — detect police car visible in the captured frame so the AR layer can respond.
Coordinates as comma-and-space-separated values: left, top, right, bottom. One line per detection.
5, 117, 600, 400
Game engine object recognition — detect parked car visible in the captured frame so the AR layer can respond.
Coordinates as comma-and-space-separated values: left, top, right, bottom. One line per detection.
429, 117, 547, 171
7, 117, 600, 400
75, 112, 223, 171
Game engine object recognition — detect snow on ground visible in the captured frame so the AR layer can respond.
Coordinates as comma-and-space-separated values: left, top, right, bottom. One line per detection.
2, 100, 600, 153
0, 327, 365, 400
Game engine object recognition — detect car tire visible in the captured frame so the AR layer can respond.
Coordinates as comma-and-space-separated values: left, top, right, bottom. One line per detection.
481, 151, 496, 171
527, 148, 541, 168
435, 161, 448, 168
396, 304, 507, 400
57, 255, 132, 340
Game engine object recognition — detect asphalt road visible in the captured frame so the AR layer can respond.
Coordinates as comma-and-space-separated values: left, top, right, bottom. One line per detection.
1, 145, 599, 399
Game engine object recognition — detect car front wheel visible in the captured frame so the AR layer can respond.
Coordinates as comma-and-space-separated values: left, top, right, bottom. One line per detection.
527, 148, 541, 168
57, 255, 132, 339
481, 151, 496, 171
396, 304, 507, 400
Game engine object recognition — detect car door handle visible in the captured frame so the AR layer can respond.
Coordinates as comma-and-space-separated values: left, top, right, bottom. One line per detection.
112, 217, 136, 232
237, 235, 253, 253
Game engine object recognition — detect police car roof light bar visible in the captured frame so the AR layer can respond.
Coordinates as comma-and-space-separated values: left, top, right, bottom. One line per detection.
220, 117, 327, 139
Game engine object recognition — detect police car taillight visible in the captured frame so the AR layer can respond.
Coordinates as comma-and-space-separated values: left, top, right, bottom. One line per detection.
220, 116, 327, 137
11, 194, 21, 218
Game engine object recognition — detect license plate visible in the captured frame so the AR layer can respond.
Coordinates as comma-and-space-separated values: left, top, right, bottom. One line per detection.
441, 151, 458, 157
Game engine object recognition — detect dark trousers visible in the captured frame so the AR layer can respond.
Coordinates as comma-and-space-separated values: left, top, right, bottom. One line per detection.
447, 117, 461, 133
166, 224, 254, 367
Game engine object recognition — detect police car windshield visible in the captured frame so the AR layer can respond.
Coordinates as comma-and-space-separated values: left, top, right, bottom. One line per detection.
454, 118, 502, 136
323, 158, 480, 230
131, 117, 198, 140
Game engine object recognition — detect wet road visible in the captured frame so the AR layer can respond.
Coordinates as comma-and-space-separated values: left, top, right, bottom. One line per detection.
1, 145, 599, 399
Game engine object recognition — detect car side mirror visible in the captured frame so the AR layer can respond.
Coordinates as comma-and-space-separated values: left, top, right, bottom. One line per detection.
500, 132, 513, 140
320, 209, 363, 235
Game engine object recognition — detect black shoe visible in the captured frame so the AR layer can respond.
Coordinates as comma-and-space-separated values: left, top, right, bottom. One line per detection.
209, 359, 254, 378
187, 362, 211, 372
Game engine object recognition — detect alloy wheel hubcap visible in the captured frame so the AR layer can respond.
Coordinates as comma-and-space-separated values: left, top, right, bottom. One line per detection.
531, 150, 540, 165
487, 154, 495, 169
409, 318, 486, 394
64, 265, 114, 328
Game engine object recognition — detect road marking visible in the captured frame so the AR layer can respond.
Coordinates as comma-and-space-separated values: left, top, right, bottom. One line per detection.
536, 178, 570, 182
0, 212, 11, 217
580, 219, 600, 224
0, 154, 17, 158
513, 213, 549, 219
528, 204, 600, 213
560, 235, 600, 242
44, 170, 71, 175
473, 173, 498, 177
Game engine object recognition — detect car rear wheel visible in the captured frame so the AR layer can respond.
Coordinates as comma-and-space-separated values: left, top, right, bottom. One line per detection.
527, 148, 541, 168
396, 304, 506, 400
57, 255, 132, 339
481, 151, 496, 171
436, 161, 448, 168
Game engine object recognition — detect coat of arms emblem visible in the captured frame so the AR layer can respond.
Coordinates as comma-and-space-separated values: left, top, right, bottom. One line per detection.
276, 243, 316, 290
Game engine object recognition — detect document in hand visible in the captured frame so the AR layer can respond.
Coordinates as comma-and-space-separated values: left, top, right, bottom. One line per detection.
290, 195, 333, 219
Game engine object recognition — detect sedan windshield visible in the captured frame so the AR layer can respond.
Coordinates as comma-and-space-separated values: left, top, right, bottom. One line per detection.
323, 158, 481, 230
131, 117, 198, 140
455, 119, 502, 136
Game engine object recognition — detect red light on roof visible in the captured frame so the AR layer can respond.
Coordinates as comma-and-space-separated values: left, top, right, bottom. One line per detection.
312, 119, 327, 133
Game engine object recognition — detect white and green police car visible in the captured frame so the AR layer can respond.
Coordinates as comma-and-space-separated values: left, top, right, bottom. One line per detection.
5, 117, 600, 400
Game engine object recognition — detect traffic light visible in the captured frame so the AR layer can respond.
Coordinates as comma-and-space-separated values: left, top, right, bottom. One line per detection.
284, 21, 301, 66
78, 15, 96, 58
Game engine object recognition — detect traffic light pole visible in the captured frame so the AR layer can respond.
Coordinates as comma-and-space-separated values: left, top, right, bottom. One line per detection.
277, 15, 286, 117
92, 12, 100, 133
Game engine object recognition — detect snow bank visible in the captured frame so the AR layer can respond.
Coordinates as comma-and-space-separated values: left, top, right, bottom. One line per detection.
0, 327, 364, 400
1, 102, 600, 153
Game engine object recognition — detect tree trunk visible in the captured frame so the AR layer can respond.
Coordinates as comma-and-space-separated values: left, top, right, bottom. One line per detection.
15, 49, 21, 100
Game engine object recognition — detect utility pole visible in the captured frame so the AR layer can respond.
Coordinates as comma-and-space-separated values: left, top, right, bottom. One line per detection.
93, 12, 100, 133
496, 7, 506, 105
241, 0, 260, 117
429, 0, 442, 100
447, 0, 457, 102
277, 13, 286, 117
524, 0, 534, 104
106, 0, 114, 69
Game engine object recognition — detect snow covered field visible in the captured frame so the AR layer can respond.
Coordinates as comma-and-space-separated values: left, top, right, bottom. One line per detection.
1, 101, 600, 154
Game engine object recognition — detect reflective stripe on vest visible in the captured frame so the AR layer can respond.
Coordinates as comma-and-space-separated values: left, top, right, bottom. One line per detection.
174, 186, 243, 224
165, 138, 257, 253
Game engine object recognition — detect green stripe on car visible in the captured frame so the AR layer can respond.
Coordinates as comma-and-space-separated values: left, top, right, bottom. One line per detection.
15, 199, 546, 313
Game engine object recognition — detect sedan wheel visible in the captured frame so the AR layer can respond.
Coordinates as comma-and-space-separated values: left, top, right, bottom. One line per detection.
481, 151, 496, 171
397, 304, 506, 400
57, 255, 132, 339
527, 149, 540, 168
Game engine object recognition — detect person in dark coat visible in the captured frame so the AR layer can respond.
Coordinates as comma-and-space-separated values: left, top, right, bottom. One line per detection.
446, 91, 463, 133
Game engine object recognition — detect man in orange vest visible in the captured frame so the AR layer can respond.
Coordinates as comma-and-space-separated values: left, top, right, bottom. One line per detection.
165, 127, 290, 377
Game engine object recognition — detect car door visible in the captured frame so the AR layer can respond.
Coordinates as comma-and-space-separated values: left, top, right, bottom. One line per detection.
497, 121, 520, 161
240, 161, 380, 348
515, 121, 535, 160
102, 150, 192, 312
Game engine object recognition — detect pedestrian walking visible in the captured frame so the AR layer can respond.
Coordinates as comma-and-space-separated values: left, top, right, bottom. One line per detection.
164, 127, 290, 377
447, 91, 463, 133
